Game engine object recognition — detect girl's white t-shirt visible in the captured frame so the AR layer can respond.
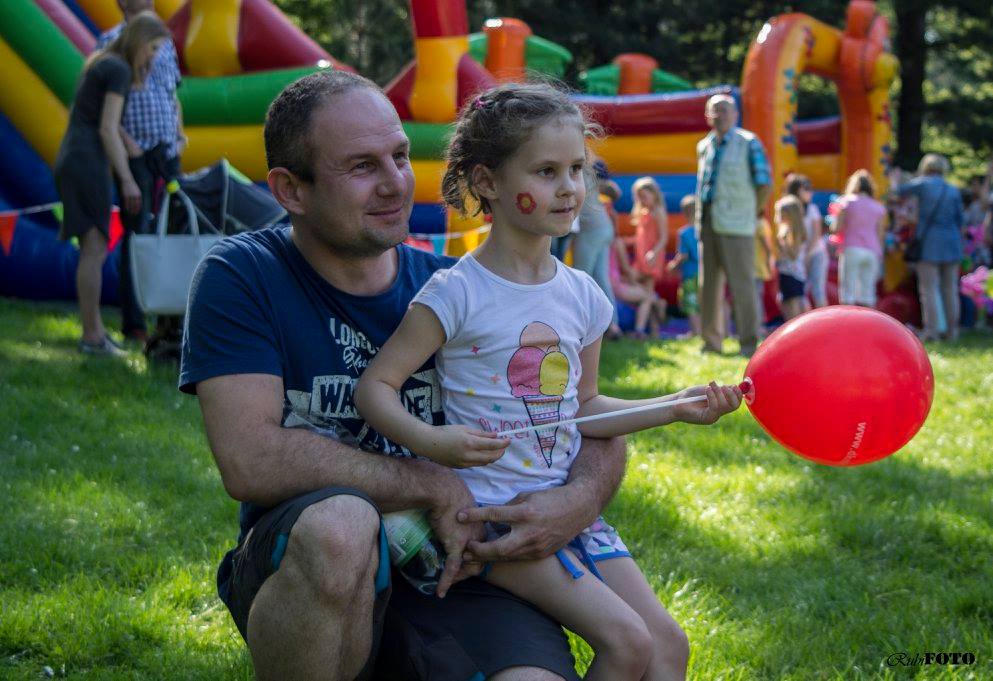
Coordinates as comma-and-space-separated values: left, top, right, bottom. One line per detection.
413, 254, 614, 505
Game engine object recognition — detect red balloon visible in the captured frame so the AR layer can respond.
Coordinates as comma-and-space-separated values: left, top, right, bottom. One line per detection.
743, 306, 934, 466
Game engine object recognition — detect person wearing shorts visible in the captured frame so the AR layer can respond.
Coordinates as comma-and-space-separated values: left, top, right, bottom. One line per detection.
180, 70, 627, 680
668, 197, 702, 338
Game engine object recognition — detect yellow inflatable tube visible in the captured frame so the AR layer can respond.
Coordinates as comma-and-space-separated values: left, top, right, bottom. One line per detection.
797, 153, 841, 191
184, 0, 241, 77
592, 132, 700, 175
185, 124, 450, 202
408, 36, 468, 122
75, 0, 183, 30
0, 37, 68, 164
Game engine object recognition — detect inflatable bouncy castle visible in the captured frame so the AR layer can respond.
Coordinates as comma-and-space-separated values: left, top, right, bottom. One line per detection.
0, 0, 896, 304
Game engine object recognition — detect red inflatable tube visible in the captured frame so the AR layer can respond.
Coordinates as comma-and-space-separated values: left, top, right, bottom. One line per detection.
574, 87, 732, 136
410, 0, 469, 38
796, 117, 841, 155
239, 0, 345, 72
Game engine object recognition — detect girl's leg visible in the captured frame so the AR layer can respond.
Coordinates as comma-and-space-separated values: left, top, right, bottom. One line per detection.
77, 227, 109, 343
780, 297, 796, 320
649, 297, 667, 336
633, 297, 653, 336
688, 313, 701, 337
856, 248, 877, 306
838, 252, 854, 305
596, 557, 689, 681
487, 556, 653, 681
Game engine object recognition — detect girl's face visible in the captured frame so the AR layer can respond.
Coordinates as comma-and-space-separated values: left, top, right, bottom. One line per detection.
476, 117, 586, 239
136, 38, 165, 78
800, 185, 813, 203
636, 187, 656, 208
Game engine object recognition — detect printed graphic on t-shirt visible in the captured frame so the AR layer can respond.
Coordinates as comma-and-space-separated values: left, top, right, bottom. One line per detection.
281, 315, 443, 457
506, 321, 570, 467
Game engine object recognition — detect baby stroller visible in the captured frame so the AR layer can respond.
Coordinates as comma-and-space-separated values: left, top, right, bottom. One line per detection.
142, 159, 286, 362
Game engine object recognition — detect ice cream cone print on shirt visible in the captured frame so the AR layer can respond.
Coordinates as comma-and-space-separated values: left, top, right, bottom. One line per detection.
507, 322, 569, 467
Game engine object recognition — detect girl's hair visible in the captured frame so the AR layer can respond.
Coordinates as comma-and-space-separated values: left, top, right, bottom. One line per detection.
775, 195, 806, 248
784, 172, 812, 204
631, 176, 667, 225
86, 11, 171, 84
844, 169, 876, 197
441, 82, 600, 215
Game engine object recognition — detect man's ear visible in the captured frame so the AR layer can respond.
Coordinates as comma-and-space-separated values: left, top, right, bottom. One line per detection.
267, 168, 308, 216
471, 164, 498, 202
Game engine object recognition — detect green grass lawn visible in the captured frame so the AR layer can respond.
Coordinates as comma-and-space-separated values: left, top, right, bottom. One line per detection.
2, 297, 991, 680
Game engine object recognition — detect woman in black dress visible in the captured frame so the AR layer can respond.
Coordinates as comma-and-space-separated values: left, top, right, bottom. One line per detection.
55, 11, 171, 355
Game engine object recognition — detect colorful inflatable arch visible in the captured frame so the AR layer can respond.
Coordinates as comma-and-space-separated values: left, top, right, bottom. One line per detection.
741, 0, 897, 198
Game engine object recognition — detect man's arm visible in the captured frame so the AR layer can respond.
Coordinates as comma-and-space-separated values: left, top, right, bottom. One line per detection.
749, 136, 772, 215
458, 434, 627, 563
755, 183, 771, 213
197, 372, 470, 513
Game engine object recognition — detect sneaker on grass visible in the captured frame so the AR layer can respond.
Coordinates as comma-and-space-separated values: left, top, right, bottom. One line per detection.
79, 336, 126, 357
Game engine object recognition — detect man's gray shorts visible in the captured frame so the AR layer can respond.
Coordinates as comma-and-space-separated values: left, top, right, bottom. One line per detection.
216, 486, 580, 680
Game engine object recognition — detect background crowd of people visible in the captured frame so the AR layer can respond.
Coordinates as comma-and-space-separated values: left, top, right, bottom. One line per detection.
557, 94, 990, 351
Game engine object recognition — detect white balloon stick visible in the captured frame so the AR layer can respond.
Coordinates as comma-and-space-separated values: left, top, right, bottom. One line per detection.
496, 394, 708, 437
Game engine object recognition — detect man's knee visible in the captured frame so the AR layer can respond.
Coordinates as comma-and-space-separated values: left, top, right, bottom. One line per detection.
280, 494, 380, 602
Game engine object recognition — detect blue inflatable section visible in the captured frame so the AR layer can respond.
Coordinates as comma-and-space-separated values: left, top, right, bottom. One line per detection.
409, 203, 447, 234
60, 0, 101, 36
0, 195, 120, 304
0, 113, 58, 209
610, 179, 835, 217
612, 174, 697, 214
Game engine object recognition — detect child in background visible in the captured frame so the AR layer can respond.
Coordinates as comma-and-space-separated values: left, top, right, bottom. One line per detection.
629, 176, 669, 286
784, 173, 828, 308
355, 83, 742, 681
775, 195, 809, 320
609, 235, 668, 339
753, 215, 776, 331
667, 196, 701, 338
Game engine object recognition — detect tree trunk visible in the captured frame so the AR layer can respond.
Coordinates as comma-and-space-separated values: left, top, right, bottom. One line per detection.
894, 3, 928, 170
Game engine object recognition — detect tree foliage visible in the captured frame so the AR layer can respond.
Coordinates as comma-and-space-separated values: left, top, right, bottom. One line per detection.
275, 0, 991, 181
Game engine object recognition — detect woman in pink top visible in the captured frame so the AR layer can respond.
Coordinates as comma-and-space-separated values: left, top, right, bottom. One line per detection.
833, 170, 886, 306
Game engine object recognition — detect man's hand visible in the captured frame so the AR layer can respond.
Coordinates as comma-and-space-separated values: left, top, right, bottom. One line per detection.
424, 469, 486, 598
672, 381, 742, 425
456, 484, 596, 563
421, 425, 510, 469
121, 176, 142, 215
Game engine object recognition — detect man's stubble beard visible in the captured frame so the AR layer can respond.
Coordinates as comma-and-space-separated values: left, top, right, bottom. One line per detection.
315, 217, 410, 260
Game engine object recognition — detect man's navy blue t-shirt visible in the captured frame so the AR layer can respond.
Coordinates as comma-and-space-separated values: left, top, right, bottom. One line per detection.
179, 226, 454, 538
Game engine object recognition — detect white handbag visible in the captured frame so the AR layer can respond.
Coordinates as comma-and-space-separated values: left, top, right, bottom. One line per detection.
129, 189, 226, 315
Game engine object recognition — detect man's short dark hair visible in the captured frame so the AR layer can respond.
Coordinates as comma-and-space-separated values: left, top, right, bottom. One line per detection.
264, 69, 382, 182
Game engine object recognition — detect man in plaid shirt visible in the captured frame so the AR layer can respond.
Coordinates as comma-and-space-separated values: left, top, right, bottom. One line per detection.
97, 0, 185, 341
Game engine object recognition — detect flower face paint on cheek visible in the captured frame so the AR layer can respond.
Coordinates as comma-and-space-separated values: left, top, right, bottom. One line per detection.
516, 192, 537, 215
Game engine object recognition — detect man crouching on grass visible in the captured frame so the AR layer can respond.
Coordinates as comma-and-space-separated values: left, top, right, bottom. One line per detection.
179, 69, 676, 680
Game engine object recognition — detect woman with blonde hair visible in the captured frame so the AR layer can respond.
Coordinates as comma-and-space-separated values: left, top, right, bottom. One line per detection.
784, 172, 827, 307
774, 195, 808, 320
54, 11, 172, 355
889, 154, 965, 340
629, 176, 669, 283
833, 170, 886, 308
